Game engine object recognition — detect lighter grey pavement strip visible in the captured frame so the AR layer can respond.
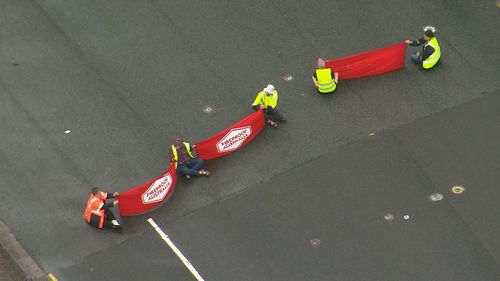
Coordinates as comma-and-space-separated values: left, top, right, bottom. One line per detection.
147, 218, 205, 281
0, 220, 47, 281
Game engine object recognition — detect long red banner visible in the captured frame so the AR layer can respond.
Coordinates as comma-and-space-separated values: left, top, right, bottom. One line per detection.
116, 163, 177, 216
195, 110, 265, 160
116, 110, 265, 216
325, 42, 407, 80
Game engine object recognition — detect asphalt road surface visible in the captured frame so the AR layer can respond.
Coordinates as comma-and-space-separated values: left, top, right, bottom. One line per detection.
0, 0, 499, 280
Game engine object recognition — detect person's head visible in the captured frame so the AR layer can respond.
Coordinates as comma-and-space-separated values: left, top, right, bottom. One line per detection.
316, 58, 326, 68
424, 30, 434, 40
92, 187, 101, 196
263, 84, 275, 96
174, 137, 182, 148
423, 27, 435, 40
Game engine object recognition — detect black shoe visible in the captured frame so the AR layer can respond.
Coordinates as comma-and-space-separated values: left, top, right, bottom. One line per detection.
111, 220, 122, 232
112, 224, 123, 232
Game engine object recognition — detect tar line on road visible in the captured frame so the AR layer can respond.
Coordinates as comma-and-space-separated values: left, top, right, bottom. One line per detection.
147, 218, 206, 281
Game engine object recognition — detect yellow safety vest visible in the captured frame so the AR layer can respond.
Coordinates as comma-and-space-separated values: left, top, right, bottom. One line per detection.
423, 37, 441, 69
316, 68, 337, 93
171, 142, 194, 167
252, 90, 278, 109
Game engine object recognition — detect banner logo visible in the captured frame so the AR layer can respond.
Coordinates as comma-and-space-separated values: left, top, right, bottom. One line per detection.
141, 173, 173, 204
217, 126, 252, 153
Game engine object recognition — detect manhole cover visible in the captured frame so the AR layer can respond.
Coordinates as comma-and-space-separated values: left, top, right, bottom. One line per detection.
384, 213, 394, 222
310, 239, 321, 247
429, 193, 444, 201
452, 185, 465, 194
202, 106, 213, 113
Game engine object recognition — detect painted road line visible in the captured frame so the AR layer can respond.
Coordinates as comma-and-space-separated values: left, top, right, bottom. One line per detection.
147, 218, 206, 281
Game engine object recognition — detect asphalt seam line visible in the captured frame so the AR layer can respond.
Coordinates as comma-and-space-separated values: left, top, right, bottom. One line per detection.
147, 218, 205, 281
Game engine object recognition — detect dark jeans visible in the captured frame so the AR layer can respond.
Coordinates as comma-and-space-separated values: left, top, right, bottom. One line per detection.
410, 54, 423, 65
176, 158, 204, 177
264, 108, 286, 122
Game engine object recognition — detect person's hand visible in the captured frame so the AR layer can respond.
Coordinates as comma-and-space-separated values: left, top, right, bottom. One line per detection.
113, 200, 119, 205
260, 104, 266, 109
192, 144, 197, 148
416, 52, 420, 57
405, 40, 411, 45
113, 192, 119, 197
312, 76, 318, 87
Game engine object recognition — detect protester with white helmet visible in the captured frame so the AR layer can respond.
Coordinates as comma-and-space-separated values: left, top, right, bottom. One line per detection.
405, 26, 441, 69
251, 84, 286, 128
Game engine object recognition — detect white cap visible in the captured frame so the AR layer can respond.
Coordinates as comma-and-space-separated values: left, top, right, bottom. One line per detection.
423, 26, 436, 33
263, 84, 275, 94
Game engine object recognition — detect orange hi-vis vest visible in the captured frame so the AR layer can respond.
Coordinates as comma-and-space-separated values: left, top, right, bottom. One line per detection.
84, 192, 107, 229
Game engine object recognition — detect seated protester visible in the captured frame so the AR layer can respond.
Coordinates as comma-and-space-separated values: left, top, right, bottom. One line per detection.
84, 187, 122, 231
251, 84, 286, 128
312, 58, 339, 94
169, 138, 210, 180
405, 27, 441, 69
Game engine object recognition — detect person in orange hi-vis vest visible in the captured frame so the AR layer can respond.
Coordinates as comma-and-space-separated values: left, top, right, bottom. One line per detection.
84, 187, 122, 231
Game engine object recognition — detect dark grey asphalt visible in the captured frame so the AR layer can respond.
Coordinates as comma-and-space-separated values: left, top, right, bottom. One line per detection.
0, 0, 499, 280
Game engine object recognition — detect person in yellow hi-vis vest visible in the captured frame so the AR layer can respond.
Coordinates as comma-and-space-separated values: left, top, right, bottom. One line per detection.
312, 58, 339, 94
169, 138, 209, 180
252, 84, 286, 128
405, 27, 441, 69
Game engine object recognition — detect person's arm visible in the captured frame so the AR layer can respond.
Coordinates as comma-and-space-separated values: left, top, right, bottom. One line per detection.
267, 92, 278, 110
420, 45, 435, 61
405, 38, 425, 47
106, 192, 118, 199
98, 192, 119, 209
312, 71, 318, 87
251, 93, 262, 110
334, 72, 339, 84
101, 201, 114, 209
191, 143, 199, 158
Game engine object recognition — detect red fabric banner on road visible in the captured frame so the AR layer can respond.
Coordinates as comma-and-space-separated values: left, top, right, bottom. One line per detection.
116, 163, 177, 216
325, 42, 407, 80
195, 110, 265, 160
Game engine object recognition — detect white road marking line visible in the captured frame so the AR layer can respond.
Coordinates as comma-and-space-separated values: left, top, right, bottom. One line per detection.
147, 218, 206, 281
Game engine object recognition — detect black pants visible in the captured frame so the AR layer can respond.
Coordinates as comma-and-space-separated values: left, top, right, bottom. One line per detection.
264, 108, 286, 122
89, 208, 117, 229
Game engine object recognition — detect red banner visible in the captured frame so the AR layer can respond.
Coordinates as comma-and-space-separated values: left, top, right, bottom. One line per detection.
195, 110, 265, 160
325, 42, 406, 80
116, 163, 177, 216
113, 111, 264, 216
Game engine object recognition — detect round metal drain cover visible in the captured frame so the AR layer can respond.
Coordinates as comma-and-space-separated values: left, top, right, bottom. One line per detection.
452, 185, 465, 194
429, 193, 444, 201
310, 239, 321, 247
202, 106, 213, 113
383, 213, 394, 222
